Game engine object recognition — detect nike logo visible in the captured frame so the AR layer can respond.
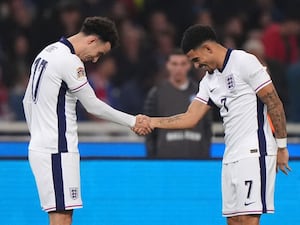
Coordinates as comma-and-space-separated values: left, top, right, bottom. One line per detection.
209, 88, 216, 93
244, 201, 255, 206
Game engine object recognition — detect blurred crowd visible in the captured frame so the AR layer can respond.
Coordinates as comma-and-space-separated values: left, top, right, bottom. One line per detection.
0, 0, 300, 122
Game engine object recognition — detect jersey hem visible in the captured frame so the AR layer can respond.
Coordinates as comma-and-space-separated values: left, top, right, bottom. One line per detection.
222, 209, 274, 217
44, 204, 83, 212
29, 148, 79, 154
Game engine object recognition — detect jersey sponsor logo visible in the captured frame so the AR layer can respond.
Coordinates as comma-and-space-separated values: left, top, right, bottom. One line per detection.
225, 74, 235, 90
76, 67, 86, 79
70, 187, 79, 200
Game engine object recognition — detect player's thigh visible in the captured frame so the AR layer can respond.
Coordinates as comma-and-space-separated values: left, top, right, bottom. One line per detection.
49, 210, 73, 225
28, 150, 53, 204
227, 214, 260, 225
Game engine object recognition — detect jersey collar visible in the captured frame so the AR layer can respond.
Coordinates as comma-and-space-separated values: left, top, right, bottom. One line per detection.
59, 37, 75, 54
219, 48, 232, 73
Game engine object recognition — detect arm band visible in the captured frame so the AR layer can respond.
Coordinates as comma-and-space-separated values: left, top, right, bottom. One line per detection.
276, 138, 287, 148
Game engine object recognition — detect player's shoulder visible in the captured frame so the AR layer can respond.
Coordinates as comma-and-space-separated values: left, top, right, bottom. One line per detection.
231, 49, 256, 62
199, 73, 210, 85
65, 53, 83, 68
230, 49, 260, 71
45, 41, 83, 66
59, 46, 84, 70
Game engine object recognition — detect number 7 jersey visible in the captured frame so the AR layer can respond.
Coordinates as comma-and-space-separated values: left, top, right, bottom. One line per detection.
195, 49, 277, 163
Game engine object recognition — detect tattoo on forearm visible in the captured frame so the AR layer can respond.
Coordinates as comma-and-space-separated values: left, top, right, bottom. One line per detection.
260, 89, 287, 138
159, 115, 181, 125
167, 115, 182, 123
157, 115, 184, 129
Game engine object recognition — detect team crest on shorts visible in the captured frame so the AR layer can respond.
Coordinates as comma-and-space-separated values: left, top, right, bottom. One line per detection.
225, 74, 235, 90
76, 67, 86, 79
69, 187, 79, 200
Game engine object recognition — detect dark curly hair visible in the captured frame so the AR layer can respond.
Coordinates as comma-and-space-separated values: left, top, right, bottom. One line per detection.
181, 24, 217, 54
81, 17, 119, 49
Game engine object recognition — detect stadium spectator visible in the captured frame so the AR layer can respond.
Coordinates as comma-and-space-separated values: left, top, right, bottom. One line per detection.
111, 19, 158, 114
5, 33, 31, 120
0, 0, 298, 122
286, 62, 300, 122
261, 11, 300, 65
144, 48, 212, 159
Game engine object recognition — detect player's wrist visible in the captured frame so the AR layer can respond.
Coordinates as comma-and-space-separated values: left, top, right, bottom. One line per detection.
276, 138, 287, 149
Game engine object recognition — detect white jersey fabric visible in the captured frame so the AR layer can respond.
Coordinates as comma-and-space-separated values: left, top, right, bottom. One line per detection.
195, 49, 277, 163
23, 37, 136, 154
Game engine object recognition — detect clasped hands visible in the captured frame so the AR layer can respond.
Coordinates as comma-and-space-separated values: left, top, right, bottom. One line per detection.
132, 115, 153, 135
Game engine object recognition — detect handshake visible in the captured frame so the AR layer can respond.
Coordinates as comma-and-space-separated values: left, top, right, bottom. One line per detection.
132, 114, 154, 135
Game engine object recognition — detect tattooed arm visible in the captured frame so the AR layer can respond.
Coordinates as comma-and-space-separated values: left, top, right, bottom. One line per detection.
257, 82, 291, 175
150, 100, 211, 129
257, 83, 287, 138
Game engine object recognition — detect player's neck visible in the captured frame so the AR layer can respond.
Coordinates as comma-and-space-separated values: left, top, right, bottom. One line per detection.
67, 33, 84, 56
215, 45, 229, 72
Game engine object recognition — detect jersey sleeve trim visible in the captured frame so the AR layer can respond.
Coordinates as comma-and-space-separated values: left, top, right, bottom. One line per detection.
194, 96, 208, 104
254, 79, 272, 93
70, 81, 88, 93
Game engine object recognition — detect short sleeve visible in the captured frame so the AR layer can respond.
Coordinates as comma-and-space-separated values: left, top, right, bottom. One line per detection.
239, 53, 272, 93
194, 78, 210, 104
61, 55, 88, 92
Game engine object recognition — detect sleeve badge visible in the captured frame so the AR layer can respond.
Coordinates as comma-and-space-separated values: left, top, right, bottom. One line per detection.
76, 67, 86, 79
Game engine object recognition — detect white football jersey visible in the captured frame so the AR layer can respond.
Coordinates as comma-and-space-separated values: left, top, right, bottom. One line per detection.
23, 37, 135, 154
195, 49, 277, 163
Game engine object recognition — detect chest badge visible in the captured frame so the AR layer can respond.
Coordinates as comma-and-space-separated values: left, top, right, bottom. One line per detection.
225, 74, 235, 90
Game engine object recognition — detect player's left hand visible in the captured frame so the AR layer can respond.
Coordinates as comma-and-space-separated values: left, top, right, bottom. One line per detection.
276, 148, 292, 175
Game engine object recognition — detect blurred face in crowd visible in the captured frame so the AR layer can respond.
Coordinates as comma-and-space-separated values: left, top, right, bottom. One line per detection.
166, 54, 191, 82
79, 35, 111, 63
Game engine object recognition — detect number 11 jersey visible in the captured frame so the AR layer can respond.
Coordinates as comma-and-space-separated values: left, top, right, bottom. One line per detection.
23, 37, 88, 154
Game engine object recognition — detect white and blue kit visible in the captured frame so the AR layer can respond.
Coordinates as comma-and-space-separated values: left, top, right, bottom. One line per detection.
195, 49, 277, 216
23, 37, 136, 212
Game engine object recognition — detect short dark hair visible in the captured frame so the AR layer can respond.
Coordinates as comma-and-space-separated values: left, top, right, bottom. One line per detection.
181, 24, 217, 54
81, 17, 119, 49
